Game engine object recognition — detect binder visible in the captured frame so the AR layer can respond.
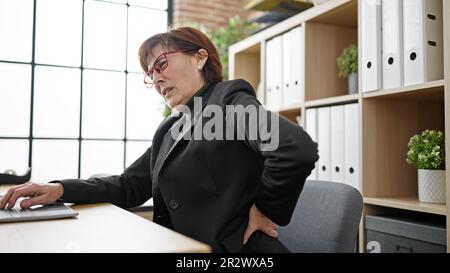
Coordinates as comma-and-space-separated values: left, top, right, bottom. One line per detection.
382, 0, 404, 89
265, 38, 275, 108
403, 0, 443, 86
344, 103, 360, 191
282, 31, 292, 107
330, 105, 345, 183
283, 26, 304, 107
317, 107, 331, 181
306, 108, 318, 180
265, 36, 283, 109
274, 36, 283, 108
361, 0, 382, 92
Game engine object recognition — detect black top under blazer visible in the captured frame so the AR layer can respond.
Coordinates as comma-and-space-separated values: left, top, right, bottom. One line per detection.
58, 79, 319, 252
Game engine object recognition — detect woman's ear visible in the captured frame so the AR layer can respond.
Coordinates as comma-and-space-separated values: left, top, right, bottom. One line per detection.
195, 48, 208, 69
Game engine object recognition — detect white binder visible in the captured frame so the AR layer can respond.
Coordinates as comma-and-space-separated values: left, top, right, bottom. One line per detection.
283, 26, 304, 107
382, 0, 404, 89
330, 106, 345, 183
265, 38, 275, 108
273, 36, 283, 109
403, 0, 443, 86
282, 31, 292, 107
306, 108, 318, 180
265, 36, 283, 109
317, 107, 331, 181
344, 103, 360, 191
361, 0, 382, 92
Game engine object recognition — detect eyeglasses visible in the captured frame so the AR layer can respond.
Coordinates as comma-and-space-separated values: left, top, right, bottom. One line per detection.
143, 50, 186, 89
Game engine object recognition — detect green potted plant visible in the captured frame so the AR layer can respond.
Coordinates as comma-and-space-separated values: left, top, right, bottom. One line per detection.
337, 44, 358, 94
406, 130, 446, 204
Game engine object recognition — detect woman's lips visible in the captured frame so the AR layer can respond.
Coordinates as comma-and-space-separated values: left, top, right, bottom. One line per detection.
164, 87, 174, 99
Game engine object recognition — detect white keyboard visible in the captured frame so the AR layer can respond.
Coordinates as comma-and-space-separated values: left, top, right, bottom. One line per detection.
0, 196, 78, 223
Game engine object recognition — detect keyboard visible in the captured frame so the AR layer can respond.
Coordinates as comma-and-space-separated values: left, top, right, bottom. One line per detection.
1, 206, 36, 219
0, 196, 78, 223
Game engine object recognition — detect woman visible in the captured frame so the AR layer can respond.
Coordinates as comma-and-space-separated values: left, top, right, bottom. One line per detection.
0, 27, 318, 253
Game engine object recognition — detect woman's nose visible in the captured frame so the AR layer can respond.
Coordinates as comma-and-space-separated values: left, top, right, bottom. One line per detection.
153, 72, 165, 86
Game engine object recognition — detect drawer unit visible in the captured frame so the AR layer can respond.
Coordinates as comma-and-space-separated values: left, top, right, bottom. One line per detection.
365, 215, 446, 253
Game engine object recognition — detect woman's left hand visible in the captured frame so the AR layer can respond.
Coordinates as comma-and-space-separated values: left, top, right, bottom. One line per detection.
243, 203, 279, 245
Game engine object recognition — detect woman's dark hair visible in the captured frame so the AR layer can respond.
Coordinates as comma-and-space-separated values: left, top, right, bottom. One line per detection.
138, 27, 223, 83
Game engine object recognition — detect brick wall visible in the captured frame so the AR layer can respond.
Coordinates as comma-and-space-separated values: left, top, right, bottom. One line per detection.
172, 0, 258, 30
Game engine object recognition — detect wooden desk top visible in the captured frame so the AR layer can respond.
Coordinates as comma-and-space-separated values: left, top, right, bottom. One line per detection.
0, 186, 211, 253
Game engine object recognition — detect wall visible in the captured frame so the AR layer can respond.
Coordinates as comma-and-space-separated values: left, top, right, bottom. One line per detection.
172, 0, 259, 29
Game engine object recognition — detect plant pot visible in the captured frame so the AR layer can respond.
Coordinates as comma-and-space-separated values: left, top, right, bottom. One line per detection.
418, 169, 446, 204
348, 72, 358, 94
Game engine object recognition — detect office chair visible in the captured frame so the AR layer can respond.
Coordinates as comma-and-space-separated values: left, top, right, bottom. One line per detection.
278, 180, 363, 253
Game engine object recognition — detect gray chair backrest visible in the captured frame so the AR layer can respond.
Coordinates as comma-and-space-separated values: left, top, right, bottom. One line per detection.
278, 180, 363, 253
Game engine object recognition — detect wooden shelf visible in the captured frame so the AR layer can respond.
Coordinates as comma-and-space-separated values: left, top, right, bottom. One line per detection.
232, 43, 261, 91
237, 43, 260, 54
363, 80, 445, 100
364, 197, 447, 216
229, 0, 356, 56
308, 0, 357, 27
244, 0, 313, 12
278, 104, 302, 113
304, 23, 358, 101
305, 93, 358, 108
278, 106, 301, 124
363, 98, 445, 202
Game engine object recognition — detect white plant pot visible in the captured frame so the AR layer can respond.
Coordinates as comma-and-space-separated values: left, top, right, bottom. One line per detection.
348, 72, 358, 94
418, 169, 446, 204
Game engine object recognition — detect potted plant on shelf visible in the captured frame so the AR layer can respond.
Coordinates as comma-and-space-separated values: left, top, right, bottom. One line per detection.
406, 130, 446, 204
337, 44, 358, 94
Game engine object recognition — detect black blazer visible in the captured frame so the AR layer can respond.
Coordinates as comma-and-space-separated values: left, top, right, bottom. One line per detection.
58, 79, 319, 252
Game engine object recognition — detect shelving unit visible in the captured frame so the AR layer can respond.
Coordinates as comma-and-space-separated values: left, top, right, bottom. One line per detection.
229, 0, 450, 252
362, 80, 444, 100
304, 20, 357, 102
305, 93, 358, 108
232, 43, 261, 95
364, 197, 447, 216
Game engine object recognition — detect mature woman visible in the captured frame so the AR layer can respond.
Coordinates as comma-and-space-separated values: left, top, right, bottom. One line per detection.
0, 27, 318, 253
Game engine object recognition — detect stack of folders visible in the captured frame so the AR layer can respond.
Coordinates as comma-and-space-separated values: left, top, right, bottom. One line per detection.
361, 0, 444, 93
266, 25, 305, 110
304, 104, 360, 192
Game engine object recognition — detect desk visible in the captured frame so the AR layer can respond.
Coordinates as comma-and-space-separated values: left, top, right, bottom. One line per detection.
0, 185, 211, 253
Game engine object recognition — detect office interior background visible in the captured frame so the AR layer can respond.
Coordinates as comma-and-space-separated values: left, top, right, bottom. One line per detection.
1, 0, 450, 253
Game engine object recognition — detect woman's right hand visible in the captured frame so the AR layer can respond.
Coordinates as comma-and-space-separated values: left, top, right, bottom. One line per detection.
0, 182, 64, 210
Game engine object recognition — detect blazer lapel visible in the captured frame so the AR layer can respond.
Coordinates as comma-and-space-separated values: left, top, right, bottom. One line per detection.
158, 107, 201, 174
159, 84, 216, 174
150, 114, 182, 167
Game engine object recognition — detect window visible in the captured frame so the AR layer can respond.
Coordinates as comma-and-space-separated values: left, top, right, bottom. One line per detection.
0, 0, 168, 181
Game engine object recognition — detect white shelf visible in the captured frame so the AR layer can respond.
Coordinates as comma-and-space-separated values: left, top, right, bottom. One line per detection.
305, 93, 359, 108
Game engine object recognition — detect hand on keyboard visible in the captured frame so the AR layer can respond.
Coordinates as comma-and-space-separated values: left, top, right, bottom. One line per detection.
0, 182, 64, 210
